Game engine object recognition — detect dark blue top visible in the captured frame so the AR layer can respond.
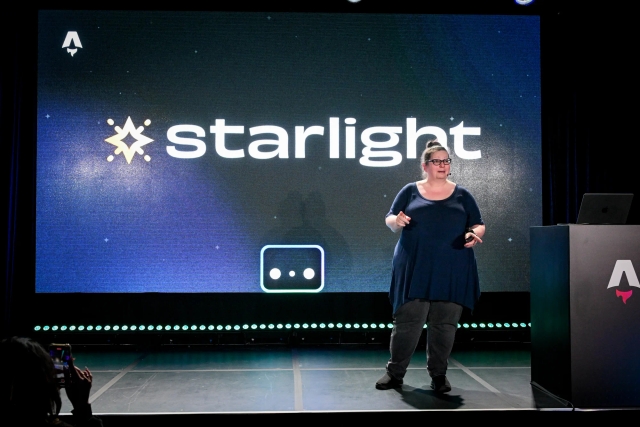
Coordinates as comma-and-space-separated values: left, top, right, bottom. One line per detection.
386, 183, 484, 315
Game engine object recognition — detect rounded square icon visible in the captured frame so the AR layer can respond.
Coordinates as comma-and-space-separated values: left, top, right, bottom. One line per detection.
260, 245, 324, 293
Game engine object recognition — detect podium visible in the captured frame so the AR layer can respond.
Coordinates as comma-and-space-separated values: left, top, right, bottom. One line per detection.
530, 225, 640, 408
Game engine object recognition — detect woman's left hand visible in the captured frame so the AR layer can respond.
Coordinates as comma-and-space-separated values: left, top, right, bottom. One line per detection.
464, 232, 483, 248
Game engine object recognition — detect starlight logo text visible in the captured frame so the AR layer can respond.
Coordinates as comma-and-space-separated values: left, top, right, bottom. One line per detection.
166, 118, 482, 167
105, 116, 482, 167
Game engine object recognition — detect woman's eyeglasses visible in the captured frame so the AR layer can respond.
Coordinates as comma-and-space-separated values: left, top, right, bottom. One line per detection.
427, 158, 452, 166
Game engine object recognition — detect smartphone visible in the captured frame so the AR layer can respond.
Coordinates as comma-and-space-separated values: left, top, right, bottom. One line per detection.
49, 343, 72, 388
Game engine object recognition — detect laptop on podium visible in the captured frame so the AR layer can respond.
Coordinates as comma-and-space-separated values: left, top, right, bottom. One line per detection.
575, 193, 634, 224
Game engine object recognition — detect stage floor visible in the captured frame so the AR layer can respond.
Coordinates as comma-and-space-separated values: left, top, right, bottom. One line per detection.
53, 340, 636, 422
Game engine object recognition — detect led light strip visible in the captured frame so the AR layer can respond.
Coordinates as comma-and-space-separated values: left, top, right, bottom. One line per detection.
33, 322, 531, 332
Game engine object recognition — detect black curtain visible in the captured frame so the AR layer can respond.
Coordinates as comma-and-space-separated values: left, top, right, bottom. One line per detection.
2, 6, 36, 338
541, 3, 638, 225
2, 1, 638, 337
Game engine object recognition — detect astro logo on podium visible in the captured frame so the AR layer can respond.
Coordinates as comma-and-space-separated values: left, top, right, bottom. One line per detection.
607, 260, 639, 304
260, 245, 324, 293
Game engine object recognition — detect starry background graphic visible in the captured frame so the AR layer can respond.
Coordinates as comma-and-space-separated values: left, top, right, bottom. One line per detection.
36, 11, 541, 293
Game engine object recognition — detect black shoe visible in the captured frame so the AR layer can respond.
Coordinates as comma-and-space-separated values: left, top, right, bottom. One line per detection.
430, 375, 452, 393
375, 373, 403, 390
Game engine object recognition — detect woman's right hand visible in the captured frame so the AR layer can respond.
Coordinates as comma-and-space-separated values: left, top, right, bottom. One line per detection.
395, 211, 411, 228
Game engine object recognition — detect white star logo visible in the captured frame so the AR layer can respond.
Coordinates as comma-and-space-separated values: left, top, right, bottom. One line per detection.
105, 117, 154, 164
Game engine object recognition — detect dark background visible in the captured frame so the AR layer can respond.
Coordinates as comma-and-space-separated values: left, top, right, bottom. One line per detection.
2, 0, 637, 339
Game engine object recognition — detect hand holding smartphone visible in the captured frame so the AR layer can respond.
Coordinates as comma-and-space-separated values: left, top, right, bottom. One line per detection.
48, 343, 72, 388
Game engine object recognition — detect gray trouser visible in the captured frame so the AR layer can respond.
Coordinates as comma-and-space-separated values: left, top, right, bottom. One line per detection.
385, 299, 463, 380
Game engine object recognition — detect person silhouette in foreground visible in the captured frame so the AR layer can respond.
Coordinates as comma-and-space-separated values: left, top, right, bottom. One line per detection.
0, 336, 103, 426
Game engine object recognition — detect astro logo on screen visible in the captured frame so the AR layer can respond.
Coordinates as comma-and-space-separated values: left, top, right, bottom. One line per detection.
260, 245, 324, 293
61, 31, 82, 57
105, 117, 154, 164
607, 260, 640, 304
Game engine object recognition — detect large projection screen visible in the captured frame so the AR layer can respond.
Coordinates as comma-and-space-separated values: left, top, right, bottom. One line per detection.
36, 10, 541, 294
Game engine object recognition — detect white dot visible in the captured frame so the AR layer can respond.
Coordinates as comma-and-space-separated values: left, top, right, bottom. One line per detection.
289, 271, 295, 277
107, 119, 114, 125
269, 268, 281, 280
144, 155, 151, 162
303, 268, 315, 280
144, 119, 151, 126
107, 155, 114, 162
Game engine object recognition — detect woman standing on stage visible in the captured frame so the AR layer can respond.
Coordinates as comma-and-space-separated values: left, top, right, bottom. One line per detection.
375, 139, 485, 393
